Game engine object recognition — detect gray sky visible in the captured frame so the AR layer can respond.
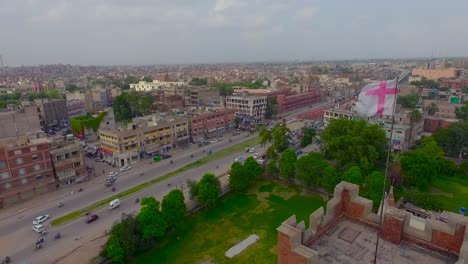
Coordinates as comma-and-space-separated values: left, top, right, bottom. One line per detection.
1, 0, 468, 66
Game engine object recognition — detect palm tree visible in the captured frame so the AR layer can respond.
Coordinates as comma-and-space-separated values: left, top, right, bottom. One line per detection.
408, 109, 423, 147
426, 102, 438, 116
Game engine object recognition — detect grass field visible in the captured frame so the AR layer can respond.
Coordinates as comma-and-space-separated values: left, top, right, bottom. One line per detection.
133, 180, 325, 264
430, 175, 468, 213
51, 137, 259, 227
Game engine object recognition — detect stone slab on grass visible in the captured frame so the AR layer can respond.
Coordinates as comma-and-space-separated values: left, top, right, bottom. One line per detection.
225, 234, 260, 259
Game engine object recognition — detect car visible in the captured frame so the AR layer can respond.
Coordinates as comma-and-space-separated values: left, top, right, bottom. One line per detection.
33, 215, 50, 225
210, 139, 217, 144
119, 165, 131, 172
207, 150, 213, 154
32, 224, 45, 233
245, 147, 250, 153
108, 171, 118, 178
257, 159, 264, 165
254, 154, 260, 159
94, 157, 103, 162
162, 154, 172, 159
249, 147, 255, 153
86, 214, 99, 224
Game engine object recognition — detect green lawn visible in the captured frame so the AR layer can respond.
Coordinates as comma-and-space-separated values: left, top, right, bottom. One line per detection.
132, 180, 325, 264
430, 175, 468, 213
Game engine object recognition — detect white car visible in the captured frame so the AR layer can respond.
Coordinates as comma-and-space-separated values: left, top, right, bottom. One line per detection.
32, 224, 45, 233
33, 215, 49, 225
119, 165, 131, 172
254, 154, 260, 159
108, 171, 119, 177
249, 147, 256, 153
257, 159, 264, 165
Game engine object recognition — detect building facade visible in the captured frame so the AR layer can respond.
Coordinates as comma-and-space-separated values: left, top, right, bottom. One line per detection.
276, 90, 321, 113
411, 68, 462, 80
130, 80, 187, 92
188, 86, 221, 108
0, 106, 43, 139
190, 109, 236, 140
0, 136, 55, 208
50, 141, 85, 186
34, 99, 69, 132
226, 95, 267, 125
66, 99, 87, 118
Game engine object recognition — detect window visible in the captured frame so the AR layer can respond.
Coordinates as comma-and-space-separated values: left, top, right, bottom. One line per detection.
71, 151, 78, 156
32, 154, 39, 161
14, 149, 22, 155
0, 160, 6, 169
4, 182, 11, 189
34, 164, 41, 171
18, 168, 26, 175
35, 175, 43, 180
30, 146, 37, 152
21, 178, 28, 184
0, 172, 10, 180
16, 158, 24, 165
56, 155, 62, 161
65, 153, 70, 159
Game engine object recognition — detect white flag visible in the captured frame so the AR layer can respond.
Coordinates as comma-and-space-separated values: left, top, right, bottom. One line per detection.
356, 79, 397, 116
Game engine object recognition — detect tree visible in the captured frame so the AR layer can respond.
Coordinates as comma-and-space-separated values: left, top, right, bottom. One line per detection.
267, 158, 279, 177
113, 92, 154, 122
425, 102, 438, 116
189, 77, 208, 86
272, 124, 291, 152
229, 162, 249, 193
196, 173, 221, 208
322, 166, 339, 194
278, 149, 297, 181
65, 83, 81, 92
265, 97, 278, 119
142, 76, 153, 82
260, 126, 272, 147
104, 215, 142, 263
137, 197, 167, 240
243, 157, 263, 179
161, 190, 186, 229
295, 153, 329, 187
460, 161, 468, 176
365, 171, 385, 207
300, 127, 316, 147
234, 116, 241, 128
456, 102, 468, 121
342, 166, 364, 185
408, 109, 423, 146
434, 121, 468, 161
398, 94, 419, 109
321, 119, 387, 169
187, 179, 198, 200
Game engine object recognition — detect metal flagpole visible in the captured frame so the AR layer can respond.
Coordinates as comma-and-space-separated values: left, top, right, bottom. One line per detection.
373, 76, 399, 264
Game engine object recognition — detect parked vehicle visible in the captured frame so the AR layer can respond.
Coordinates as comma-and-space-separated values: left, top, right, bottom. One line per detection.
86, 214, 99, 224
54, 232, 62, 240
58, 202, 64, 208
162, 154, 172, 159
33, 215, 50, 225
94, 158, 103, 162
249, 147, 256, 153
119, 165, 131, 172
245, 147, 250, 153
108, 199, 120, 210
32, 225, 45, 233
207, 150, 213, 154
254, 154, 260, 159
108, 172, 118, 178
257, 159, 264, 165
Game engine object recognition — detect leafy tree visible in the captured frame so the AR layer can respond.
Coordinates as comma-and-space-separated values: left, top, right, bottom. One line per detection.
265, 97, 278, 119
234, 116, 241, 128
161, 190, 186, 229
266, 146, 277, 159
104, 215, 142, 263
460, 161, 468, 176
425, 102, 438, 116
137, 197, 167, 240
142, 76, 153, 82
408, 109, 423, 146
455, 102, 468, 121
398, 94, 419, 109
189, 77, 208, 86
229, 162, 249, 193
27, 90, 62, 101
243, 157, 263, 179
321, 119, 387, 169
113, 92, 154, 122
65, 83, 81, 92
187, 179, 198, 200
300, 127, 316, 147
434, 121, 468, 160
213, 83, 234, 96
322, 166, 339, 193
410, 79, 440, 89
295, 153, 329, 187
196, 173, 221, 208
272, 124, 291, 152
91, 79, 105, 86
342, 166, 364, 185
260, 126, 272, 146
404, 188, 443, 211
365, 171, 385, 207
267, 158, 279, 177
279, 149, 297, 180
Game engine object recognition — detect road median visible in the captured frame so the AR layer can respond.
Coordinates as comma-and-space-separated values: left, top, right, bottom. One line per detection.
51, 136, 259, 227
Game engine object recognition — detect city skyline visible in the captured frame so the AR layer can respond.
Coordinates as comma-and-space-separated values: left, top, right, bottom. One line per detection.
1, 0, 468, 66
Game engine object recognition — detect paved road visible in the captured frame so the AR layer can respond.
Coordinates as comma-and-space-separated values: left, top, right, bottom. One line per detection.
0, 134, 265, 264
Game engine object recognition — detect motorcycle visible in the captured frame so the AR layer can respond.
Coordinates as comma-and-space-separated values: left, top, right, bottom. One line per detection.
112, 187, 116, 192
34, 243, 42, 250
170, 160, 173, 164
54, 232, 62, 240
190, 154, 194, 158
1, 256, 11, 264
135, 198, 140, 204
58, 202, 64, 208
78, 187, 83, 192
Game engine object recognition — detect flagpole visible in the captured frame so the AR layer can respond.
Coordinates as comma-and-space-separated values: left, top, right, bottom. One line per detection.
373, 76, 399, 264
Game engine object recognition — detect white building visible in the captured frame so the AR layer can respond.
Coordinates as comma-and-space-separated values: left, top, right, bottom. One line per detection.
130, 80, 188, 92
226, 95, 267, 125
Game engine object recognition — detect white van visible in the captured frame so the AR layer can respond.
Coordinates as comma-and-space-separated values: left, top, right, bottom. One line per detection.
109, 199, 120, 210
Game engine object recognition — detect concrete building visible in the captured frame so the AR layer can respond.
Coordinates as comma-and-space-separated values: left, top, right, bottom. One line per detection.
66, 89, 109, 113
276, 90, 321, 113
98, 115, 189, 166
190, 109, 236, 141
34, 99, 68, 132
91, 89, 110, 111
72, 107, 116, 142
50, 141, 85, 186
277, 182, 468, 264
66, 99, 86, 118
0, 135, 55, 208
226, 95, 267, 125
130, 80, 187, 92
188, 86, 221, 109
412, 67, 462, 80
0, 106, 43, 139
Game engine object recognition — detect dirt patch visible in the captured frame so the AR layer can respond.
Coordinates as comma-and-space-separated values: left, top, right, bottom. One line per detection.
55, 236, 108, 264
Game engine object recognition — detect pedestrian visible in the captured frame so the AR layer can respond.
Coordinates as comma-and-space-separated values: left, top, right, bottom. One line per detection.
103, 169, 105, 175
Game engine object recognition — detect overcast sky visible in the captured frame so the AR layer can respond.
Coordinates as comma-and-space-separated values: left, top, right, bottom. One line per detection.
1, 0, 468, 66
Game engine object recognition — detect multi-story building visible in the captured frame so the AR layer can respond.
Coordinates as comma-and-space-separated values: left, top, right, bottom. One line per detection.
50, 141, 85, 186
0, 135, 55, 208
66, 99, 86, 118
226, 95, 267, 125
190, 109, 236, 140
34, 99, 68, 132
99, 115, 189, 166
91, 89, 110, 111
188, 86, 221, 108
130, 80, 187, 92
0, 106, 43, 139
276, 90, 321, 113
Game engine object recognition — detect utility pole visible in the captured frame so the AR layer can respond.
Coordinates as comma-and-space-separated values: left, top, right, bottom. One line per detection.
0, 55, 3, 67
